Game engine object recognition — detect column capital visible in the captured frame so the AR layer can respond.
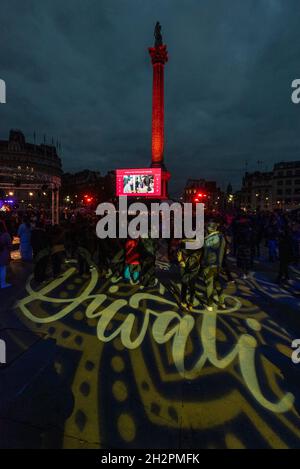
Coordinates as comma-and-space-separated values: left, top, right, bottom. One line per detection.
148, 45, 168, 65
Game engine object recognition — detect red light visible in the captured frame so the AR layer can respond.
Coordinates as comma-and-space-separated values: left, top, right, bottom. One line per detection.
194, 191, 208, 203
83, 195, 93, 204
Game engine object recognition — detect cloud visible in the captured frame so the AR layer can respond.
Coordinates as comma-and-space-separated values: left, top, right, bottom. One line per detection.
0, 0, 299, 194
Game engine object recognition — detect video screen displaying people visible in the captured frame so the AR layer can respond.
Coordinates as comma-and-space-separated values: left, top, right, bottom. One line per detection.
116, 168, 161, 197
123, 174, 155, 194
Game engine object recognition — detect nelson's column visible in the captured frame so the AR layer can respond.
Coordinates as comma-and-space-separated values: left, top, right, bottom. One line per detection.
149, 22, 171, 199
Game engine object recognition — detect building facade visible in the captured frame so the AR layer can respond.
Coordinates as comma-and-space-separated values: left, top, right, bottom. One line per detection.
183, 178, 224, 210
238, 161, 300, 211
0, 130, 62, 222
61, 169, 115, 207
272, 162, 300, 210
238, 171, 273, 211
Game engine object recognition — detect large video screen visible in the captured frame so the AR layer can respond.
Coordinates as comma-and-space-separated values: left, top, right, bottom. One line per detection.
116, 168, 161, 197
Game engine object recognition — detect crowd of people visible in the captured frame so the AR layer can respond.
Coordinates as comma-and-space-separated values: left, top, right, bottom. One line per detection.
231, 210, 300, 281
0, 208, 299, 312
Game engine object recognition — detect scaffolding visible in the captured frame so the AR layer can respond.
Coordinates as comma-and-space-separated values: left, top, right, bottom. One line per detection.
0, 176, 61, 225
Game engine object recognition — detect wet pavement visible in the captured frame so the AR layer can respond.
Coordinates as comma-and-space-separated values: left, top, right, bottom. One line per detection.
1, 252, 300, 449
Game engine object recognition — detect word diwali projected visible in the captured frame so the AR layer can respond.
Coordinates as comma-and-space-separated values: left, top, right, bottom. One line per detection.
0, 79, 6, 103
18, 266, 295, 414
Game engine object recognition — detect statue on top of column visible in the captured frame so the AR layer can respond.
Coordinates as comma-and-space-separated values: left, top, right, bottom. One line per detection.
154, 21, 163, 47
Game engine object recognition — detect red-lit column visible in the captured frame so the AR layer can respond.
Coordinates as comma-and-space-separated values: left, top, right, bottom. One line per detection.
149, 44, 168, 168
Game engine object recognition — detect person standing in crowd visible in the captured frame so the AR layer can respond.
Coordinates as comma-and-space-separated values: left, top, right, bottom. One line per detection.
201, 220, 226, 310
231, 215, 239, 257
253, 213, 264, 258
235, 214, 253, 279
31, 221, 50, 283
220, 218, 234, 283
177, 238, 202, 311
18, 217, 32, 261
265, 216, 279, 262
3, 214, 15, 241
167, 236, 180, 264
50, 224, 65, 277
124, 236, 140, 284
0, 221, 12, 289
97, 236, 111, 276
75, 220, 94, 276
291, 222, 300, 263
75, 221, 90, 276
140, 233, 158, 288
277, 228, 294, 283
108, 238, 125, 280
64, 220, 77, 260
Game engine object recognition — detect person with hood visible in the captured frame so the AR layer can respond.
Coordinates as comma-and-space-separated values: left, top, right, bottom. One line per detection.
201, 220, 226, 311
0, 220, 12, 289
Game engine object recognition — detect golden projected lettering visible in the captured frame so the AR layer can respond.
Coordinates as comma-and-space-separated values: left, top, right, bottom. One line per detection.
17, 267, 295, 414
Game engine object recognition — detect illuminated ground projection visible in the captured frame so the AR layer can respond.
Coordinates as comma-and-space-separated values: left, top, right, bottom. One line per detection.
7, 255, 299, 449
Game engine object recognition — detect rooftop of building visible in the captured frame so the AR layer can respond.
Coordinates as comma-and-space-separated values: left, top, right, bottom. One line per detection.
273, 161, 300, 170
0, 130, 61, 162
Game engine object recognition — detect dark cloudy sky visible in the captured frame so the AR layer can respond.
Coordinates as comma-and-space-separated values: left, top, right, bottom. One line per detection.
1, 0, 300, 195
